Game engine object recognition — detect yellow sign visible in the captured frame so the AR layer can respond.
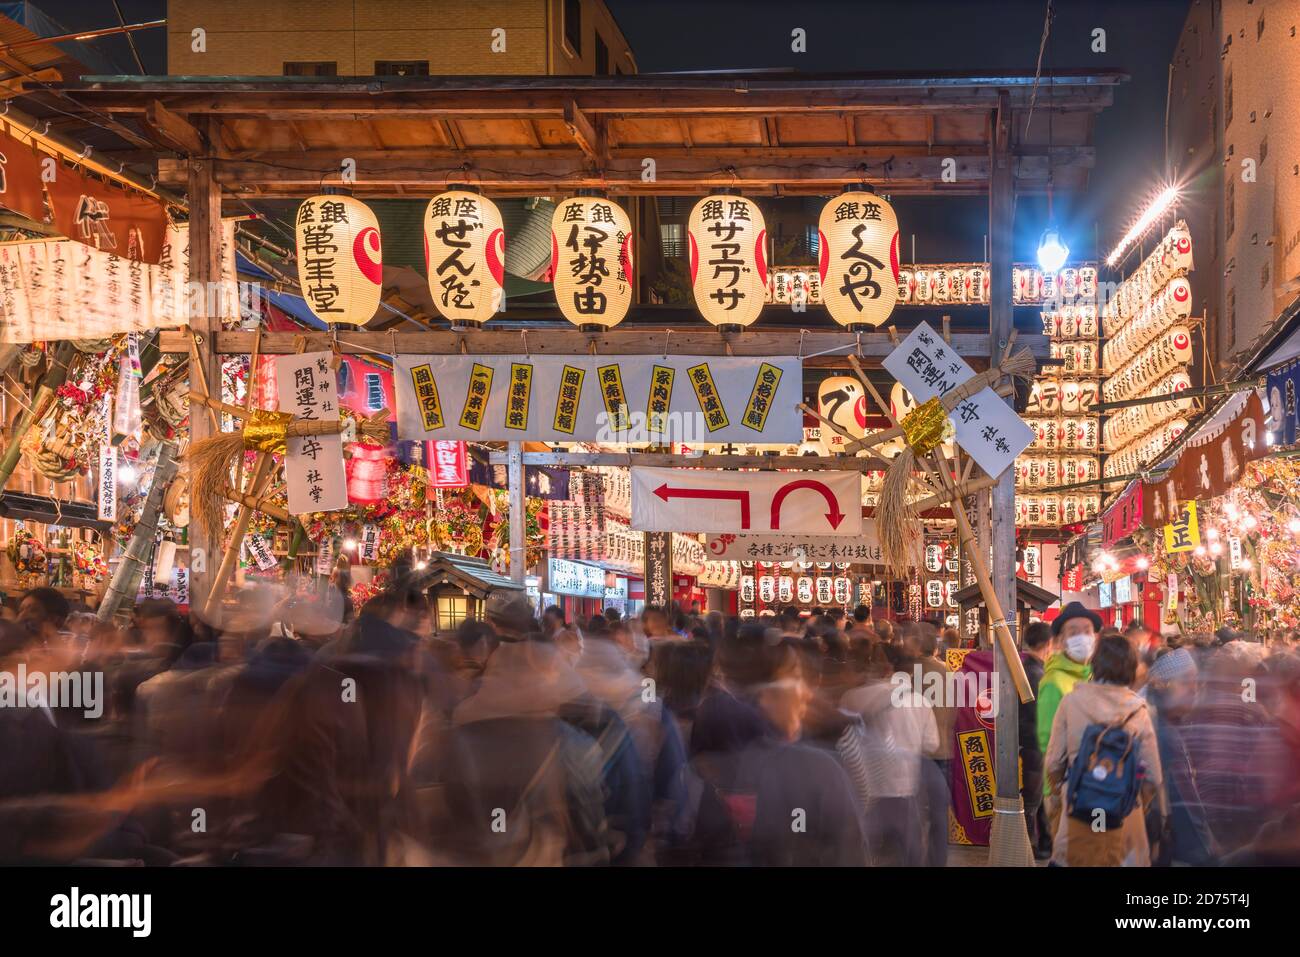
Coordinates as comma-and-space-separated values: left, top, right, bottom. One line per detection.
957, 729, 995, 819
687, 362, 729, 432
505, 362, 533, 431
553, 364, 586, 435
459, 362, 493, 431
742, 362, 782, 432
597, 363, 628, 432
1163, 500, 1200, 553
410, 363, 444, 431
647, 365, 675, 434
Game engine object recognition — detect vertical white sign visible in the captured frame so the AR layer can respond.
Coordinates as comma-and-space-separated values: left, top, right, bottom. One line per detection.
360, 523, 381, 564
97, 394, 116, 521
275, 351, 348, 515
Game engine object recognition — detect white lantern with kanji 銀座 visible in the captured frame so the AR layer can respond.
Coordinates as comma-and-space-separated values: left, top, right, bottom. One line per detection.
551, 194, 634, 330
688, 193, 768, 331
295, 194, 383, 325
818, 188, 900, 329
424, 190, 505, 328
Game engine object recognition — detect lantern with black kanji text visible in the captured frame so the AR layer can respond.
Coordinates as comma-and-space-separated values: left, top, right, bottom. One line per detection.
688, 193, 767, 332
551, 193, 634, 331
818, 187, 900, 330
294, 194, 383, 325
424, 189, 505, 328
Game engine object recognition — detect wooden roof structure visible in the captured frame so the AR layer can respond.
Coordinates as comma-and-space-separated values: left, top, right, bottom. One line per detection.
50, 71, 1122, 199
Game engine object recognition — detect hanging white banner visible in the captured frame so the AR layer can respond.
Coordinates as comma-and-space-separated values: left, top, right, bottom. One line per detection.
631, 467, 861, 535
392, 353, 803, 443
315, 535, 337, 575
0, 222, 240, 343
276, 351, 348, 515
359, 523, 381, 564
96, 394, 115, 521
245, 533, 278, 571
705, 523, 882, 563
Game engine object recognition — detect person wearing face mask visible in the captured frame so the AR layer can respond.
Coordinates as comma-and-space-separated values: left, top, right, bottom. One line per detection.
1037, 602, 1098, 845
1143, 647, 1216, 865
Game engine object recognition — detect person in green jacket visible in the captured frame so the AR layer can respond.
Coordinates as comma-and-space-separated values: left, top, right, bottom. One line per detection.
1037, 602, 1099, 779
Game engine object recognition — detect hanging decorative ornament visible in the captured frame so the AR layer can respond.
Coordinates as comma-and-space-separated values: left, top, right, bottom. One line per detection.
688, 191, 767, 332
424, 189, 506, 328
818, 185, 900, 330
551, 192, 634, 330
295, 194, 383, 325
113, 333, 142, 443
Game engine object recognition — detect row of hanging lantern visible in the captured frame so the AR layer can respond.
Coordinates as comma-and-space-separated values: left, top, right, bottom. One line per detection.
293, 185, 900, 331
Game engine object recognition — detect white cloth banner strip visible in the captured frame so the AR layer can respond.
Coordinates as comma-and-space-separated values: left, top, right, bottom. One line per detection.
392, 354, 803, 443
275, 351, 348, 515
705, 524, 883, 563
631, 467, 862, 535
0, 222, 239, 343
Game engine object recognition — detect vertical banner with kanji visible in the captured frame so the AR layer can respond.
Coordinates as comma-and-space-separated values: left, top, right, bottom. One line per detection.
644, 531, 673, 608
276, 351, 348, 515
947, 649, 1000, 846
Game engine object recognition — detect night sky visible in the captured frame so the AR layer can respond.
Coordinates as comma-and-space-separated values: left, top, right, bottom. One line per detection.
40, 0, 1190, 262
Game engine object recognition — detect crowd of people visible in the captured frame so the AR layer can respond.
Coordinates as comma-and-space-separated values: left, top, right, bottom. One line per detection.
1, 566, 1298, 867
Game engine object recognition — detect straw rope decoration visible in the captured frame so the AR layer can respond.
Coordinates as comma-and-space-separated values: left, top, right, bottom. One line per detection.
184, 391, 391, 538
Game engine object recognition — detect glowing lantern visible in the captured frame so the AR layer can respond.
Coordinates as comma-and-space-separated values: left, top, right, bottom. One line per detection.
424, 189, 505, 328
816, 375, 868, 454
550, 194, 633, 330
295, 194, 382, 325
688, 193, 767, 331
818, 187, 900, 329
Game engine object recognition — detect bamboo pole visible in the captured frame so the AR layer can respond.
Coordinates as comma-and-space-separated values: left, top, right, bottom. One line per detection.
0, 341, 76, 486
96, 441, 178, 622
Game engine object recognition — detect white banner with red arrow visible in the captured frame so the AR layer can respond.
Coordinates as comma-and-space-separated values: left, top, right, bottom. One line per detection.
630, 467, 862, 535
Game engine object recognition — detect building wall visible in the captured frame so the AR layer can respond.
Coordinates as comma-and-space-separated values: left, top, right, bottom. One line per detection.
166, 0, 634, 77
1176, 0, 1300, 372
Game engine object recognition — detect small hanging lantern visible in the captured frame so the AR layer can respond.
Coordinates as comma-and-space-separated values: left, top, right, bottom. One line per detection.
424, 189, 505, 328
295, 194, 383, 326
550, 192, 633, 331
688, 191, 767, 332
818, 185, 900, 330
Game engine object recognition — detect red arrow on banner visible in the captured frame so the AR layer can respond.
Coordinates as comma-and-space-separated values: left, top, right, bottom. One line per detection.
654, 483, 752, 528
770, 479, 847, 530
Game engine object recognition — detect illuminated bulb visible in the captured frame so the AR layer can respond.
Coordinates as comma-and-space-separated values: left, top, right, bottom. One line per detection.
342, 538, 358, 552
1242, 515, 1258, 530
1205, 527, 1220, 541
1136, 556, 1150, 570
117, 464, 138, 485
1106, 185, 1180, 267
1289, 519, 1300, 534
1037, 227, 1070, 273
1210, 542, 1223, 556
1240, 558, 1253, 571
1194, 545, 1207, 557
415, 560, 428, 570
1224, 503, 1240, 521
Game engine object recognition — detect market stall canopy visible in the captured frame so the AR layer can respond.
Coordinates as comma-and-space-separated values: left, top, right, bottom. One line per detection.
953, 577, 1059, 615
409, 551, 523, 599
47, 71, 1123, 198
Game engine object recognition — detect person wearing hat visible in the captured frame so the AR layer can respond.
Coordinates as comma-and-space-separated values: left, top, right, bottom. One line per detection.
1037, 601, 1099, 844
1144, 648, 1215, 865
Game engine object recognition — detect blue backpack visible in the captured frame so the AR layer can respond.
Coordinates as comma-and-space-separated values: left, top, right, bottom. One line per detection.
1066, 705, 1144, 831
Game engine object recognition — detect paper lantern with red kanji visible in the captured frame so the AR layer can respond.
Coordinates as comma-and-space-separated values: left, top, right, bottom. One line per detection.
816, 375, 867, 454
294, 194, 383, 325
550, 195, 633, 330
688, 194, 767, 330
818, 189, 900, 329
424, 190, 505, 327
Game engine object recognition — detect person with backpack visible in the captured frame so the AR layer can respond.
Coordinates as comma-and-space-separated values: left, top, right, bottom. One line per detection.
1044, 634, 1163, 866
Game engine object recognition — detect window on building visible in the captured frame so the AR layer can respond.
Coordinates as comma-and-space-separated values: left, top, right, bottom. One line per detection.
595, 34, 609, 75
1257, 12, 1265, 40
1226, 286, 1236, 356
375, 60, 429, 76
660, 223, 684, 257
336, 361, 352, 396
1224, 69, 1233, 129
436, 594, 470, 632
1262, 261, 1271, 290
365, 373, 385, 411
1260, 136, 1268, 164
805, 225, 820, 261
284, 61, 337, 76
563, 0, 582, 57
1226, 176, 1235, 238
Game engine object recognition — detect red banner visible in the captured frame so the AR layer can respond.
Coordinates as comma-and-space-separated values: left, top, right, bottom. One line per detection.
46, 164, 168, 264
947, 649, 1000, 846
0, 123, 48, 223
427, 440, 468, 488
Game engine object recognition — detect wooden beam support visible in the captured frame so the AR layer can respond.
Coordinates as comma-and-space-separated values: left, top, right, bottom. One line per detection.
142, 98, 206, 155
563, 99, 605, 165
489, 451, 892, 471
155, 328, 1046, 360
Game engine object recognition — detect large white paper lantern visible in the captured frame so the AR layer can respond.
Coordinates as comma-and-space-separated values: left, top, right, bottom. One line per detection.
818, 188, 900, 329
424, 189, 505, 328
551, 194, 633, 330
816, 375, 868, 454
295, 194, 382, 325
688, 193, 767, 331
